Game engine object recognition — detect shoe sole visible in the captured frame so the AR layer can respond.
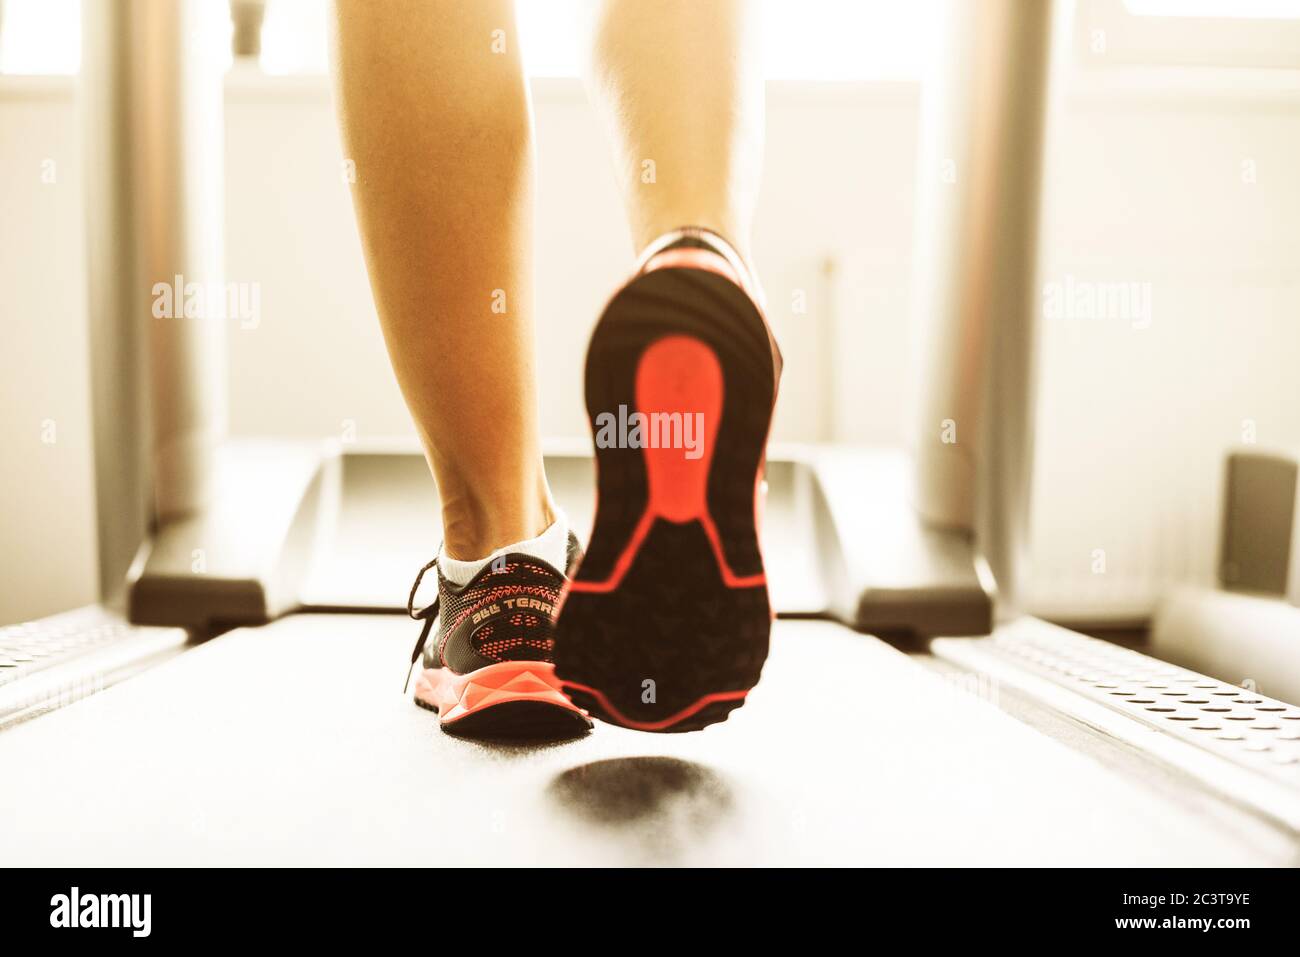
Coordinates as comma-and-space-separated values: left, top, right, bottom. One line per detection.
554, 261, 777, 733
414, 660, 592, 739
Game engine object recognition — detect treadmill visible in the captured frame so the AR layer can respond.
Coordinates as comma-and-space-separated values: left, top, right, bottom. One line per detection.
2, 0, 1297, 866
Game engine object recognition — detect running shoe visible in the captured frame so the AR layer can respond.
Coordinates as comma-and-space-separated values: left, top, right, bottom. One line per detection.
404, 532, 592, 738
553, 226, 782, 733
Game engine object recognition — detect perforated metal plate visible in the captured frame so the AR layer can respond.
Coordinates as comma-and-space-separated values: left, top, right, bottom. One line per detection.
934, 618, 1300, 829
0, 606, 189, 729
0, 607, 132, 686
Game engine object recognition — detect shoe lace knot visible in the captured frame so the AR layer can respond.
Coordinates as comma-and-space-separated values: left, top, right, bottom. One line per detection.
402, 556, 440, 693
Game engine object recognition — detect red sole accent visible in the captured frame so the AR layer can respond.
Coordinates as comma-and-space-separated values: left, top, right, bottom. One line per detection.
568, 337, 765, 594
414, 660, 588, 726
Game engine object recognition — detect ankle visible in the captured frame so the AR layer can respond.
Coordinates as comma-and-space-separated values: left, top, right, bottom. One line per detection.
637, 217, 752, 267
637, 223, 763, 307
439, 507, 572, 587
440, 486, 556, 561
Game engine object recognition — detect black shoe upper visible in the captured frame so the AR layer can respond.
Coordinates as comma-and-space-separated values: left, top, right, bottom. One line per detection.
405, 532, 582, 679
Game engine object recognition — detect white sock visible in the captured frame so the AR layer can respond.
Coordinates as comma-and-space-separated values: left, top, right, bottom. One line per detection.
438, 513, 571, 587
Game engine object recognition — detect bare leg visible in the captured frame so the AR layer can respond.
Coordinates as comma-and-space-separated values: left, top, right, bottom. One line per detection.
330, 0, 552, 560
586, 0, 765, 262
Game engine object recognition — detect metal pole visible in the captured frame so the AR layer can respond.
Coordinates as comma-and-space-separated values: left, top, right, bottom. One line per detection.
81, 0, 149, 605
909, 0, 1059, 616
80, 0, 227, 604
133, 0, 228, 521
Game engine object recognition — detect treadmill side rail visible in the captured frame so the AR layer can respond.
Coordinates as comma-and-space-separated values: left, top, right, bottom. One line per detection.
124, 441, 994, 638
0, 606, 189, 731
127, 441, 331, 628
935, 617, 1300, 835
811, 446, 995, 637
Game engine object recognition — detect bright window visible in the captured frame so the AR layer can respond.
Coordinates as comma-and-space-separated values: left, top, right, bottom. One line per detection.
8, 0, 1300, 79
1, 0, 939, 80
0, 0, 80, 75
267, 0, 942, 81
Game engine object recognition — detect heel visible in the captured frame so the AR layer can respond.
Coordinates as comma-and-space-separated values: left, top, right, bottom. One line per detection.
554, 264, 777, 732
415, 661, 591, 737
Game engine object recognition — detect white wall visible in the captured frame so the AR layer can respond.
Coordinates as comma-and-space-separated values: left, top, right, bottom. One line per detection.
3, 68, 1300, 625
1030, 72, 1300, 619
0, 78, 97, 624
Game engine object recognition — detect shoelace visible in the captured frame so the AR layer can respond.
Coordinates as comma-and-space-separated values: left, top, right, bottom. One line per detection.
402, 556, 440, 694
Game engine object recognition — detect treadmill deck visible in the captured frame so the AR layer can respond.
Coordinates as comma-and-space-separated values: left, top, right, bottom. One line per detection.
0, 616, 1289, 866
